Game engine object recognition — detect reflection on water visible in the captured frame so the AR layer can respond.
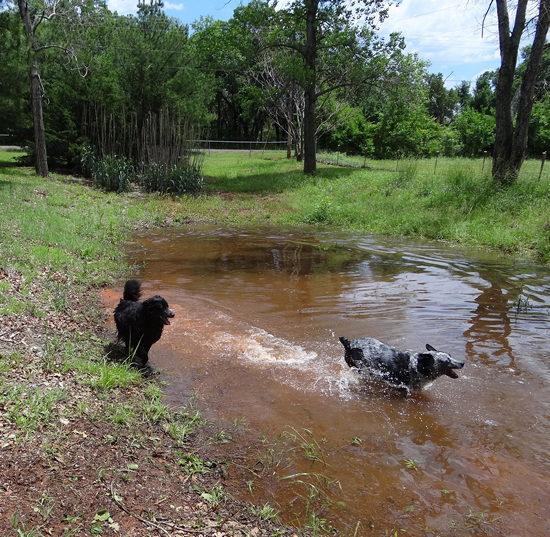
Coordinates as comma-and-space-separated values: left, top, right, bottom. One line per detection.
104, 226, 550, 536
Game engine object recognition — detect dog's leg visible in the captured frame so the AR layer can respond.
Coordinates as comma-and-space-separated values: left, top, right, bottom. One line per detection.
132, 346, 149, 369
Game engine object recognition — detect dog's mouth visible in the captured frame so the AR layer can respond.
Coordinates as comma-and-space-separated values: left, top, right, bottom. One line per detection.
162, 311, 175, 325
445, 362, 464, 379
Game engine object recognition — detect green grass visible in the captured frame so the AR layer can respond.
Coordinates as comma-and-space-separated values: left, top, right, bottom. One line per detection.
0, 148, 205, 443
197, 151, 550, 260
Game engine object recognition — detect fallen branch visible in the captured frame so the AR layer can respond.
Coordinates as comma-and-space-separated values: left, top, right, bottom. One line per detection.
109, 481, 205, 536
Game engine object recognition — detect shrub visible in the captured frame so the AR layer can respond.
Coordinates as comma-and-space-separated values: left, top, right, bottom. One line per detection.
91, 155, 134, 193
80, 146, 134, 192
80, 145, 97, 177
140, 162, 204, 195
453, 107, 495, 157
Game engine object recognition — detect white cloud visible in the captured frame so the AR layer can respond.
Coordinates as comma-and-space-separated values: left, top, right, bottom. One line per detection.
106, 0, 139, 16
378, 0, 501, 84
164, 2, 185, 11
106, 0, 185, 15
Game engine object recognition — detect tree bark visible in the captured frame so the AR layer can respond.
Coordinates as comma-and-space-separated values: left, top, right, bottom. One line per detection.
492, 0, 550, 186
303, 0, 319, 175
30, 59, 49, 176
17, 0, 49, 176
512, 0, 550, 171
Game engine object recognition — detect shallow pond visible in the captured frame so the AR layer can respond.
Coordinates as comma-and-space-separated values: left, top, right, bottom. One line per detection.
102, 226, 550, 536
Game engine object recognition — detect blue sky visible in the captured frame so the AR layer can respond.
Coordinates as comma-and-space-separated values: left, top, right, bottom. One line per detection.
106, 0, 508, 89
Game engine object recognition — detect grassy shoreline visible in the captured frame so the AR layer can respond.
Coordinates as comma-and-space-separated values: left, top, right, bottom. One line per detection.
0, 151, 312, 536
198, 151, 550, 261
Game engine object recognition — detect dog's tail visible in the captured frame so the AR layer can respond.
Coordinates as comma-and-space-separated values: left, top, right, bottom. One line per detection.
339, 336, 351, 350
123, 279, 142, 302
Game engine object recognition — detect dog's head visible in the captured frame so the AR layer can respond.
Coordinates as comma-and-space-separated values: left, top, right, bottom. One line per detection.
418, 344, 464, 380
339, 336, 365, 369
144, 296, 175, 325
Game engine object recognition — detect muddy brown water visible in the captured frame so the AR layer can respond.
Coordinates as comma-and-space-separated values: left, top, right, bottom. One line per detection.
102, 226, 550, 536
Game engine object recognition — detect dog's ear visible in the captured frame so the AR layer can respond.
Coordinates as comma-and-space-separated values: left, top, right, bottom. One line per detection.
417, 353, 435, 376
343, 346, 364, 369
426, 344, 438, 352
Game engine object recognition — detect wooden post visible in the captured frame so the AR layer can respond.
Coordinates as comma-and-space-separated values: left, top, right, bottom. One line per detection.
287, 132, 292, 159
482, 151, 488, 172
538, 151, 547, 181
434, 152, 439, 175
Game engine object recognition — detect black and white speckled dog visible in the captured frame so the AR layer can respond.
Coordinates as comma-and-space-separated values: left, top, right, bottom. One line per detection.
339, 336, 464, 392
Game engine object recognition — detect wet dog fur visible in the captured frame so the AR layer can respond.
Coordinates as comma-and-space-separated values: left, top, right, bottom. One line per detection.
339, 336, 464, 392
114, 280, 174, 368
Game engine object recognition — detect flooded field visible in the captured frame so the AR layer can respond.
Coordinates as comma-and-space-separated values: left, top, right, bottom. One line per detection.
102, 226, 550, 536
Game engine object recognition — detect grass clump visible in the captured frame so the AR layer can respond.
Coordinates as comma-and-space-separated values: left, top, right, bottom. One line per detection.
141, 161, 204, 194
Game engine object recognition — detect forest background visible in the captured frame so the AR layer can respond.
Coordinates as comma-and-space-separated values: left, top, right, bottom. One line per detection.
0, 0, 549, 180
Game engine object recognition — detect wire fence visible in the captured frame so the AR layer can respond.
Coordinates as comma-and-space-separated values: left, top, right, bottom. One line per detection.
193, 139, 288, 156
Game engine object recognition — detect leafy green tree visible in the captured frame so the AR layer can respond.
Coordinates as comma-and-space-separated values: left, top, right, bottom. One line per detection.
425, 73, 459, 124
471, 71, 495, 113
190, 8, 269, 141
455, 80, 472, 111
529, 93, 550, 154
12, 0, 96, 176
453, 107, 495, 156
372, 92, 442, 158
0, 8, 30, 141
319, 105, 371, 155
515, 42, 550, 102
272, 0, 393, 174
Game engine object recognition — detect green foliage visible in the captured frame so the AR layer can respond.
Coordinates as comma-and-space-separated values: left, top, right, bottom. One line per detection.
373, 96, 443, 158
321, 107, 371, 155
529, 94, 550, 155
453, 107, 495, 157
140, 162, 204, 195
0, 9, 30, 143
426, 73, 459, 125
471, 72, 496, 113
90, 154, 134, 193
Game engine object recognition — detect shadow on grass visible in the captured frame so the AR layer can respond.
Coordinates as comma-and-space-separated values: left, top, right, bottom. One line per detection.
204, 166, 361, 194
104, 341, 155, 377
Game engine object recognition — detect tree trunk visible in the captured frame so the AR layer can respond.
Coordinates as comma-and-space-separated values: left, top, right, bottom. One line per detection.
303, 0, 319, 175
30, 59, 49, 176
18, 0, 49, 176
492, 0, 550, 186
512, 0, 550, 171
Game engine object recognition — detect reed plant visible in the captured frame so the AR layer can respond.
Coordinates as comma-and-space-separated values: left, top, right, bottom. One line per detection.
140, 161, 204, 194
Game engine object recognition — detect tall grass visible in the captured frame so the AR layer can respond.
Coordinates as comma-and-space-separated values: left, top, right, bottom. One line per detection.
199, 152, 550, 260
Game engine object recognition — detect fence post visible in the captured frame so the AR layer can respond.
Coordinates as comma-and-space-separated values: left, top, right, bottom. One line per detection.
539, 151, 547, 181
482, 151, 488, 172
434, 151, 439, 175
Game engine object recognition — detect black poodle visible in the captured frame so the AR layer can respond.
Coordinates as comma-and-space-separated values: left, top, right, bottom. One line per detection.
114, 279, 174, 368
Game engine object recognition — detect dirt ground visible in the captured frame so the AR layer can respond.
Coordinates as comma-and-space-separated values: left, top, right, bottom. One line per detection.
0, 276, 305, 537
